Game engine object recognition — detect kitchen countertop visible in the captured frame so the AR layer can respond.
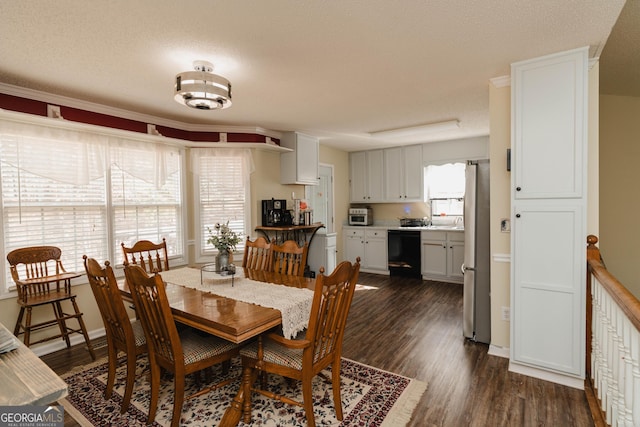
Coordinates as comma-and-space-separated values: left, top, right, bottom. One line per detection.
345, 225, 464, 231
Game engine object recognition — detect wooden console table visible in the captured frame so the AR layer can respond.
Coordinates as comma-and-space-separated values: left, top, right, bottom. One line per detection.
0, 322, 68, 405
255, 223, 324, 245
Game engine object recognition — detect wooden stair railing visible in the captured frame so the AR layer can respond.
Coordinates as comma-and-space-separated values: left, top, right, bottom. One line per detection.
586, 235, 640, 427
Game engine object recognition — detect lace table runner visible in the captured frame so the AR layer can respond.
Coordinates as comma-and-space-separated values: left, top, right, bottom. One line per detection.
158, 268, 314, 339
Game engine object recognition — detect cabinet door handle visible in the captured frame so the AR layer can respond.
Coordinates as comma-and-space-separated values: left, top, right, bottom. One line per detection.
516, 213, 521, 218
516, 187, 521, 191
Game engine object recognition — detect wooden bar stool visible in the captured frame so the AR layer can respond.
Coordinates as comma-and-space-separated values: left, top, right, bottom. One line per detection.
7, 246, 95, 359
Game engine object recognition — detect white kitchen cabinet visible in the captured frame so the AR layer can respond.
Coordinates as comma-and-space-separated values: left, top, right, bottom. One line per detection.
447, 231, 465, 281
307, 233, 337, 277
421, 230, 464, 283
363, 228, 388, 271
511, 203, 584, 375
510, 47, 587, 381
384, 145, 423, 202
344, 228, 365, 264
280, 132, 319, 185
343, 227, 388, 273
349, 150, 384, 203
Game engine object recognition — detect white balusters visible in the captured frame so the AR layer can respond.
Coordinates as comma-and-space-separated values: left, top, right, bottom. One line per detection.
591, 277, 640, 426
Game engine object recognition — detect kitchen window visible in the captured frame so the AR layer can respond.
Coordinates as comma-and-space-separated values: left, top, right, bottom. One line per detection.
424, 162, 466, 199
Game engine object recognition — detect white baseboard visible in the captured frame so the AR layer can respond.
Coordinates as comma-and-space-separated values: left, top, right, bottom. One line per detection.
30, 327, 107, 357
488, 344, 510, 359
508, 361, 584, 389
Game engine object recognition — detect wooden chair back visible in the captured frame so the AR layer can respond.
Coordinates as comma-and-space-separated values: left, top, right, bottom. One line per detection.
7, 246, 67, 301
270, 240, 308, 277
242, 236, 272, 270
238, 257, 361, 426
123, 264, 182, 367
306, 258, 361, 365
83, 256, 142, 354
121, 238, 169, 273
124, 264, 239, 427
83, 255, 146, 412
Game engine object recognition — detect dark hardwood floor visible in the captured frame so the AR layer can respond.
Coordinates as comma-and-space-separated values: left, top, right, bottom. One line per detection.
41, 272, 594, 426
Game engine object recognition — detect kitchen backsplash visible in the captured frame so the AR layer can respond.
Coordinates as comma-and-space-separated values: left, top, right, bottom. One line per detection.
350, 202, 430, 223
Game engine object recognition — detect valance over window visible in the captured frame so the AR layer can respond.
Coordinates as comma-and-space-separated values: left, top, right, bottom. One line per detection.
0, 118, 180, 188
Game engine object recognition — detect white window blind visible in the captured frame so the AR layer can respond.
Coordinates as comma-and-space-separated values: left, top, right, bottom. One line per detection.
111, 146, 183, 265
192, 149, 253, 257
0, 121, 185, 296
0, 136, 108, 291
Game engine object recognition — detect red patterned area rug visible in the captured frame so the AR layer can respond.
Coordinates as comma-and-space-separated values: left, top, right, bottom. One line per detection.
60, 356, 426, 426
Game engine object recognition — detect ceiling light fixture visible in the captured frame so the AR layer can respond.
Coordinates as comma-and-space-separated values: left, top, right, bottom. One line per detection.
174, 60, 232, 110
369, 119, 460, 141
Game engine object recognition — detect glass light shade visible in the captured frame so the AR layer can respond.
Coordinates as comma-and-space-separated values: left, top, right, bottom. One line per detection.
174, 70, 232, 110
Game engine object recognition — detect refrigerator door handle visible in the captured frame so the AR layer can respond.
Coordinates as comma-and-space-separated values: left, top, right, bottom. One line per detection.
461, 264, 475, 274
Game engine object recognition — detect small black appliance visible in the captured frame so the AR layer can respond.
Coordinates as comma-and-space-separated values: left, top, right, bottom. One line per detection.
262, 198, 287, 226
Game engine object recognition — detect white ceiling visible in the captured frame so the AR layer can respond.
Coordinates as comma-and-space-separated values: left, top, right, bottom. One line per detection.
0, 0, 632, 152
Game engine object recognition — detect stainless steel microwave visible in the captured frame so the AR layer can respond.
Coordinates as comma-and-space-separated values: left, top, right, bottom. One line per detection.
348, 208, 373, 226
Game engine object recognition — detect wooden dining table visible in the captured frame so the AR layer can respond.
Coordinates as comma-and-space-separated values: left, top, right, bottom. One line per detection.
118, 266, 315, 426
118, 267, 314, 344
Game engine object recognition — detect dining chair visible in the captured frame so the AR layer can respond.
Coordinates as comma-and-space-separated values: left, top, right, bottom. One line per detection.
242, 236, 272, 271
239, 257, 361, 427
7, 246, 95, 359
270, 240, 308, 277
123, 264, 239, 427
121, 238, 169, 273
83, 256, 147, 413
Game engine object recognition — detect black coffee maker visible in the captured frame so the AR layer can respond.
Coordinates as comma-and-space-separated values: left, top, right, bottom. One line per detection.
262, 198, 287, 226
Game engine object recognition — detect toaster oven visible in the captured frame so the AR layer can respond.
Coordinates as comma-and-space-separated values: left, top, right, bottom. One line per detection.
348, 208, 373, 226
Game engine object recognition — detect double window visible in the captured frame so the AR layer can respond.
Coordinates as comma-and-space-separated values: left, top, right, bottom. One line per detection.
0, 118, 253, 297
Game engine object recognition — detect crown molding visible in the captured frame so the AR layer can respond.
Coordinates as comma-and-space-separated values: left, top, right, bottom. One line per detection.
490, 75, 511, 88
0, 104, 291, 152
0, 82, 283, 140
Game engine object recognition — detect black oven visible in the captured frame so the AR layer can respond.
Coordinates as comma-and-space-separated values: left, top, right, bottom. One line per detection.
387, 230, 421, 278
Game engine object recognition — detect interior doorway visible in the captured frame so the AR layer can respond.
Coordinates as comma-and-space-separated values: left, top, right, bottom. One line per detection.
305, 164, 334, 234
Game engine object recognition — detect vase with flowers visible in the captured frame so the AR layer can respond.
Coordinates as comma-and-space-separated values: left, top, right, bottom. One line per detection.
207, 221, 242, 272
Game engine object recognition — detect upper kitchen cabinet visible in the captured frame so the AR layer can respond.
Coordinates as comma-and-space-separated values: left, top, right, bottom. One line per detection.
280, 132, 319, 185
349, 150, 384, 203
384, 145, 423, 201
512, 49, 586, 200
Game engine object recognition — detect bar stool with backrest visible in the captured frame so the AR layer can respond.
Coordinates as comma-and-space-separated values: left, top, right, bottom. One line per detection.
239, 258, 361, 427
242, 236, 272, 271
7, 246, 95, 359
83, 255, 147, 413
121, 238, 169, 273
270, 240, 308, 277
123, 264, 240, 427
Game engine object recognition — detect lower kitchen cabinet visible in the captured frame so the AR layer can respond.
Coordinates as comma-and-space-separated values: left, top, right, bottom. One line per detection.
421, 230, 465, 283
307, 232, 337, 277
343, 227, 388, 273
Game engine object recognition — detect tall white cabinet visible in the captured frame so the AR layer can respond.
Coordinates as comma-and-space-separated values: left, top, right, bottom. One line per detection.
510, 47, 588, 383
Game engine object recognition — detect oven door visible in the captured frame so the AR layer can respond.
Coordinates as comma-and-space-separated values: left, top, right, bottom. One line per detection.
349, 214, 366, 225
387, 230, 421, 277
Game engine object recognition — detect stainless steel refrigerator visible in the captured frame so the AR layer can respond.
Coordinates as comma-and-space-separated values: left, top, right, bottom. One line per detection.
462, 160, 491, 344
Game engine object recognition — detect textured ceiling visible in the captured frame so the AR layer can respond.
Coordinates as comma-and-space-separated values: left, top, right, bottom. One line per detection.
0, 0, 629, 151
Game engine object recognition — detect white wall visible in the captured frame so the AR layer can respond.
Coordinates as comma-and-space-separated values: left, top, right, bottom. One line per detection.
600, 93, 640, 297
